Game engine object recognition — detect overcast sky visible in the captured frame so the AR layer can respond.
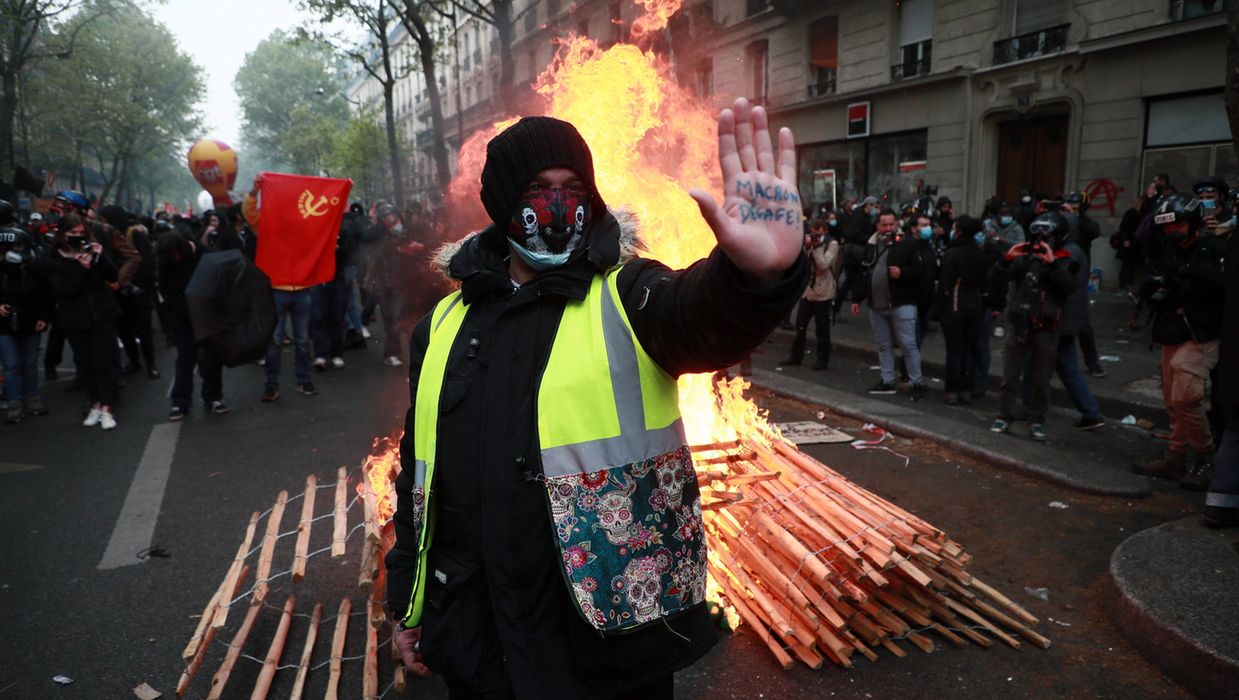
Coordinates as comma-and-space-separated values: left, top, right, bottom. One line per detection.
150, 0, 321, 148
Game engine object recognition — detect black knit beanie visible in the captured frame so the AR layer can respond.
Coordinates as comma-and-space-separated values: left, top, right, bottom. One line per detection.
480, 116, 604, 229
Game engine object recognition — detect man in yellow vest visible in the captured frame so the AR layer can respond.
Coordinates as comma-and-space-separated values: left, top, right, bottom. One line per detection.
386, 98, 808, 699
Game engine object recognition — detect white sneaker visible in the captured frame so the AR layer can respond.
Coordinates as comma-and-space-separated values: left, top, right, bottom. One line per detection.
331, 357, 345, 369
384, 355, 403, 367
993, 325, 1006, 339
100, 411, 117, 431
83, 408, 103, 427
313, 357, 328, 370
361, 326, 372, 339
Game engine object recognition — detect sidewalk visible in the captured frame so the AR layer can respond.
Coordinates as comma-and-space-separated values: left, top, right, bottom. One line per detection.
1103, 516, 1239, 700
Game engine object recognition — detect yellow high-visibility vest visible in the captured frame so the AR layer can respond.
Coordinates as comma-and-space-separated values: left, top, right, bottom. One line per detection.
401, 266, 702, 632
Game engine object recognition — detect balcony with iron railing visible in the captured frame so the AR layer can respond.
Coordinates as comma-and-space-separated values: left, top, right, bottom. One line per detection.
807, 66, 836, 98
891, 58, 930, 81
993, 23, 1070, 65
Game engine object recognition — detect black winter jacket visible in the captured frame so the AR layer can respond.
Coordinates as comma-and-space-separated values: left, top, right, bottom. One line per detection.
851, 233, 923, 309
30, 247, 121, 331
991, 248, 1077, 333
385, 211, 808, 699
933, 235, 985, 320
1147, 235, 1227, 345
0, 226, 40, 334
1216, 231, 1237, 408
1057, 242, 1092, 337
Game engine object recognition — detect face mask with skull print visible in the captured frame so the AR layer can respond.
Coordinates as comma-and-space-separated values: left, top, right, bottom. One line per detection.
508, 187, 590, 270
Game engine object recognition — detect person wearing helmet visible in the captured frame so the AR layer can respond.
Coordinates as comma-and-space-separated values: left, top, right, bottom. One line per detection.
1193, 176, 1233, 237
0, 200, 50, 423
988, 212, 1077, 441
1133, 194, 1226, 489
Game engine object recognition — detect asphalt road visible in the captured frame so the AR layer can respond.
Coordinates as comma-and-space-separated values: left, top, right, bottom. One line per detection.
0, 335, 1197, 699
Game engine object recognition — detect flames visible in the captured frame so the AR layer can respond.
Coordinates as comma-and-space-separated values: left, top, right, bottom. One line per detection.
364, 0, 771, 542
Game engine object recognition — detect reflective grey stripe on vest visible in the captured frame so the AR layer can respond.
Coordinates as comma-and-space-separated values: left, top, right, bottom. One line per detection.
540, 277, 687, 478
412, 459, 428, 488
433, 294, 463, 333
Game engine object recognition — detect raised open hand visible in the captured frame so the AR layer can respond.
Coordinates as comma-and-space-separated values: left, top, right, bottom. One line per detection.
690, 97, 803, 283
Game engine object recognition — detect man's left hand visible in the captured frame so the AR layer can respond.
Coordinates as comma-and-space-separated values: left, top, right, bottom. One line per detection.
690, 97, 803, 284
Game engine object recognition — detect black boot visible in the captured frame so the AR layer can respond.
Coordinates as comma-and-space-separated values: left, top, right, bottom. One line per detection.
1179, 450, 1214, 491
1134, 450, 1187, 480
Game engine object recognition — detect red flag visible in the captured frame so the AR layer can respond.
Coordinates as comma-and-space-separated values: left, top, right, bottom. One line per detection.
254, 172, 352, 288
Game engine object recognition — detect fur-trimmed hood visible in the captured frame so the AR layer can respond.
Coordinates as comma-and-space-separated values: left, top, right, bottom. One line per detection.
432, 208, 643, 281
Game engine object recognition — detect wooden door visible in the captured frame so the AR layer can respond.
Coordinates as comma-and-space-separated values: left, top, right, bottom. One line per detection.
996, 114, 1068, 204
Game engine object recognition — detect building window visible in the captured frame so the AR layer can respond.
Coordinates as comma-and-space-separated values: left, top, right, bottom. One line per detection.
894, 0, 932, 80
1171, 0, 1229, 20
746, 39, 768, 105
1013, 0, 1065, 34
808, 16, 838, 97
1146, 91, 1230, 147
746, 0, 769, 17
695, 58, 713, 98
796, 131, 929, 212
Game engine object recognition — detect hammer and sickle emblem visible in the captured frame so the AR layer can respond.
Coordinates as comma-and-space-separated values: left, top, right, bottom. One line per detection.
298, 190, 332, 218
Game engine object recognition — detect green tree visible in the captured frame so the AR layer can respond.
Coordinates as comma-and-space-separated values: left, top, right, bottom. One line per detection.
324, 109, 390, 202
14, 0, 203, 205
234, 30, 349, 174
301, 0, 412, 206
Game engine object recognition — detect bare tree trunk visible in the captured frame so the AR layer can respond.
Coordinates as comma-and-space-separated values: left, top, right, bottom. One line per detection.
495, 0, 516, 109
1, 70, 17, 173
397, 2, 451, 188
377, 6, 407, 208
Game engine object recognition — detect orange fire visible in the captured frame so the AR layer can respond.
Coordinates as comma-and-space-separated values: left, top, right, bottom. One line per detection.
363, 0, 778, 532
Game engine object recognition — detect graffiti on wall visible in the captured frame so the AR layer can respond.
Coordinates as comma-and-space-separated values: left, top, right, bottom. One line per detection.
1084, 178, 1125, 218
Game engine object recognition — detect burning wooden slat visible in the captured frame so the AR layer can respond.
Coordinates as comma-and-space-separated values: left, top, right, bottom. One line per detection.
251, 595, 296, 700
206, 599, 264, 699
289, 602, 322, 700
212, 512, 259, 629
332, 467, 348, 557
361, 475, 381, 543
363, 606, 379, 699
253, 490, 289, 603
325, 598, 351, 700
358, 538, 380, 590
179, 565, 250, 697
292, 474, 317, 582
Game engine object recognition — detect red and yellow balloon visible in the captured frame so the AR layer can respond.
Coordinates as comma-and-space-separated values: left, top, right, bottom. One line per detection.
187, 139, 238, 206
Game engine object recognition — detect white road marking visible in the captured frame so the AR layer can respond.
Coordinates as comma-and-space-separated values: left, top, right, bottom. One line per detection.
97, 422, 182, 569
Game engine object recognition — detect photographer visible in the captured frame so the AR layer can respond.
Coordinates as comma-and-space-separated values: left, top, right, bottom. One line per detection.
780, 219, 838, 370
1193, 176, 1232, 237
989, 213, 1077, 441
1133, 195, 1226, 489
29, 213, 122, 430
0, 200, 48, 424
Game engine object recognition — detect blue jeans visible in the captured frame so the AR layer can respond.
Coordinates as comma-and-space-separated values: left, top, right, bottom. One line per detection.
868, 305, 922, 385
343, 265, 362, 332
0, 332, 41, 401
266, 289, 313, 388
1207, 417, 1239, 509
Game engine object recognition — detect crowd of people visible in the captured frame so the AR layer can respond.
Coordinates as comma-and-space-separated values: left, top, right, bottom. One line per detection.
0, 190, 442, 429
779, 175, 1237, 524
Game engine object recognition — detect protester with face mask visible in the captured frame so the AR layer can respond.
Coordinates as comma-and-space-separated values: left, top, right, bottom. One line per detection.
932, 216, 986, 405
934, 196, 955, 235
991, 204, 1025, 245
989, 213, 1077, 442
1133, 195, 1226, 489
0, 199, 49, 423
385, 105, 808, 698
781, 219, 839, 370
850, 208, 928, 400
908, 212, 942, 378
1193, 176, 1233, 237
29, 213, 122, 430
364, 205, 433, 367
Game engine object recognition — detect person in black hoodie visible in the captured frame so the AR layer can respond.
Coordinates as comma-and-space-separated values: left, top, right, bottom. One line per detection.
385, 105, 808, 700
155, 232, 226, 420
29, 213, 122, 430
0, 200, 49, 423
989, 212, 1077, 441
933, 216, 985, 405
1133, 195, 1226, 489
850, 208, 928, 400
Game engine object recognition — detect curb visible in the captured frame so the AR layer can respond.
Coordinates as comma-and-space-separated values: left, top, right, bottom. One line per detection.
1102, 518, 1239, 700
749, 368, 1152, 498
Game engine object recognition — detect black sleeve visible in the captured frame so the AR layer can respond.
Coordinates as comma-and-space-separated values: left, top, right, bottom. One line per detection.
935, 250, 960, 316
1045, 260, 1077, 299
617, 247, 808, 377
386, 313, 432, 621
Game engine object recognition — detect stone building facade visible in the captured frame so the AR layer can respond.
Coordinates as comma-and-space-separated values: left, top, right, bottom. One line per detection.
347, 0, 1233, 285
